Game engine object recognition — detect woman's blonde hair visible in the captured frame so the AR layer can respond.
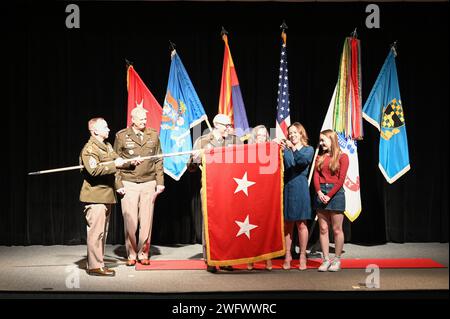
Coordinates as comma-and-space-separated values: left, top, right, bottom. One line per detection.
288, 122, 309, 146
249, 125, 270, 144
317, 129, 341, 174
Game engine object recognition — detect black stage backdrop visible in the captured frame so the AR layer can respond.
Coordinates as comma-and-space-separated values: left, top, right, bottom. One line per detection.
2, 1, 448, 246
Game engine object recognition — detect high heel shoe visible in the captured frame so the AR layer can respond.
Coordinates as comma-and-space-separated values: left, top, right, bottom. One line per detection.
299, 253, 307, 271
265, 260, 272, 271
247, 263, 254, 271
282, 253, 292, 270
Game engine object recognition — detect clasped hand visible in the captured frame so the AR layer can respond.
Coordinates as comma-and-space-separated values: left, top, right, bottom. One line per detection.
317, 191, 330, 204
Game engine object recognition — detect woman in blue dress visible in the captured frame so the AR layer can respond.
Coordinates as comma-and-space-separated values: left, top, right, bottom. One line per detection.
280, 122, 314, 270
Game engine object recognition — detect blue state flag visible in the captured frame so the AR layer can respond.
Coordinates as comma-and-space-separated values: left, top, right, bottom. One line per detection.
160, 50, 207, 180
363, 49, 410, 183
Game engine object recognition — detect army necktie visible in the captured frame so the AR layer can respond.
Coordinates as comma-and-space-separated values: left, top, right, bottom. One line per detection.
137, 132, 143, 142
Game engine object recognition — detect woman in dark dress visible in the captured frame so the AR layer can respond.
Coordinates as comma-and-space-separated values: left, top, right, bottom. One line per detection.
281, 122, 314, 270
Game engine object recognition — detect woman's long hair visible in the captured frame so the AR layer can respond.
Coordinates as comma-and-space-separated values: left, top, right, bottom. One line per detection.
288, 122, 309, 146
317, 129, 341, 174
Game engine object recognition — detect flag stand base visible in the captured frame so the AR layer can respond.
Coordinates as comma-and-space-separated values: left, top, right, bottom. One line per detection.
307, 240, 322, 258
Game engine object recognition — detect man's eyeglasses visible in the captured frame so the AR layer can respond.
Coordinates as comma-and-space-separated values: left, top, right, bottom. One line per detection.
217, 123, 232, 128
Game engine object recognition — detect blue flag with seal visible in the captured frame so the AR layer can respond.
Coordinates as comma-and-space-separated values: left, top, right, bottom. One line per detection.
363, 48, 410, 183
160, 50, 207, 180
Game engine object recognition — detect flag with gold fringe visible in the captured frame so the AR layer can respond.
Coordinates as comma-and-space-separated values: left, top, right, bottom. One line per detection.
202, 142, 285, 266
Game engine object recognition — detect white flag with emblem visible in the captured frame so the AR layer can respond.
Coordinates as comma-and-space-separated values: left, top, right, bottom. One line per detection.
321, 85, 362, 221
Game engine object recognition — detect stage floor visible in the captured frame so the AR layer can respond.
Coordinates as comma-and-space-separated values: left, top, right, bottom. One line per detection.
0, 243, 448, 297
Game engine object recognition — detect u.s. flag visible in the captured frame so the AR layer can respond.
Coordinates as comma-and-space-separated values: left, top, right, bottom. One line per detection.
276, 31, 291, 140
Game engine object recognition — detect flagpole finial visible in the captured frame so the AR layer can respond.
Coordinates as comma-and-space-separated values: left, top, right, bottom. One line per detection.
125, 58, 133, 67
169, 40, 176, 56
221, 27, 229, 42
390, 41, 398, 57
280, 21, 288, 44
221, 26, 228, 37
351, 28, 357, 38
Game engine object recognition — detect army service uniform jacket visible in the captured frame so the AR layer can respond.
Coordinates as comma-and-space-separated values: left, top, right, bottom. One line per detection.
113, 127, 164, 186
79, 136, 123, 204
187, 132, 241, 172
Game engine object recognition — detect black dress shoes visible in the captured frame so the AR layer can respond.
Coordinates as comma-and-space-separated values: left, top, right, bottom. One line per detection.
87, 267, 116, 277
206, 265, 217, 273
219, 265, 234, 271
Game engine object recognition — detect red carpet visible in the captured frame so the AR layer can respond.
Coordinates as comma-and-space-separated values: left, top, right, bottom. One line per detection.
135, 258, 446, 270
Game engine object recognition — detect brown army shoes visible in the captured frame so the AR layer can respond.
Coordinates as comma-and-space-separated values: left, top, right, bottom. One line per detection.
87, 267, 116, 277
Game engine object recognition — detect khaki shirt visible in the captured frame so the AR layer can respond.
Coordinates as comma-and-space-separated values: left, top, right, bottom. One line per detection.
79, 136, 122, 204
187, 131, 241, 171
113, 127, 164, 186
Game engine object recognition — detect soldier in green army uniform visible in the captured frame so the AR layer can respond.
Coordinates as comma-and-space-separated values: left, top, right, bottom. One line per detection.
114, 107, 165, 267
188, 113, 241, 273
80, 117, 127, 277
188, 113, 241, 170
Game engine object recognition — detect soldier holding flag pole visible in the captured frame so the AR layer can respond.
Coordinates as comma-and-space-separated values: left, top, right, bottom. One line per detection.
79, 117, 126, 277
114, 107, 165, 267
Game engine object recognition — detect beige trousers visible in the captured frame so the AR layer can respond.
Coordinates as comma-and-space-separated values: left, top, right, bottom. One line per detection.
121, 180, 156, 261
84, 204, 111, 270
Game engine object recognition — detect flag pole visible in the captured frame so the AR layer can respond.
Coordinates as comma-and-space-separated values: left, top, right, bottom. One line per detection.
390, 40, 398, 56
221, 26, 228, 37
28, 165, 84, 176
28, 149, 202, 176
125, 58, 133, 67
169, 40, 176, 52
306, 146, 322, 257
205, 118, 213, 132
280, 20, 288, 33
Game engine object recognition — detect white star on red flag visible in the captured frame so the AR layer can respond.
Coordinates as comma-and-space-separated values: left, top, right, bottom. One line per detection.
136, 99, 144, 108
233, 172, 256, 196
235, 215, 258, 239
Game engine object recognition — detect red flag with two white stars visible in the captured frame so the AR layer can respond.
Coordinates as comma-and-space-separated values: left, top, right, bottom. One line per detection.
202, 142, 285, 266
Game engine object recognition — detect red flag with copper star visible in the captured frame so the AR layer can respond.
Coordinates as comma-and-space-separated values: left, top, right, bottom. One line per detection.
202, 142, 285, 266
127, 65, 163, 132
